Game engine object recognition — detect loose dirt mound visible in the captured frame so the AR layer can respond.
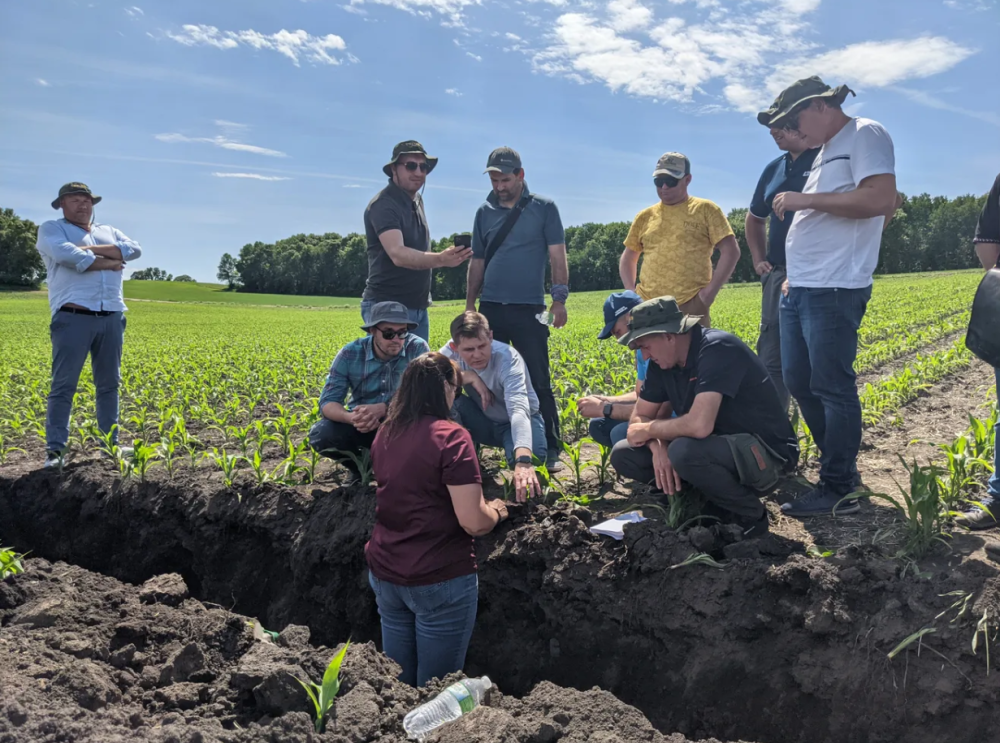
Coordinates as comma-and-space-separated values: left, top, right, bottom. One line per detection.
0, 558, 744, 743
3, 466, 1000, 743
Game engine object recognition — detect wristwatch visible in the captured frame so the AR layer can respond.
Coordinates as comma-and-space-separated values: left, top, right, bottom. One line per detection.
514, 455, 533, 466
603, 403, 614, 419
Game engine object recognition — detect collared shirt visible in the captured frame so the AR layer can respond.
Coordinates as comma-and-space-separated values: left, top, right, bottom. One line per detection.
319, 333, 430, 410
623, 196, 734, 305
748, 148, 820, 267
472, 184, 564, 306
639, 325, 799, 465
974, 174, 1000, 267
363, 180, 431, 309
35, 218, 142, 317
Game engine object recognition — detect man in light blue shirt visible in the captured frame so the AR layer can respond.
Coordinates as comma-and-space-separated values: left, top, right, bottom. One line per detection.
36, 182, 142, 466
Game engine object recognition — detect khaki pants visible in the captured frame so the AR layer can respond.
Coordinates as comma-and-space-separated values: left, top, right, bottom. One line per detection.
679, 294, 711, 328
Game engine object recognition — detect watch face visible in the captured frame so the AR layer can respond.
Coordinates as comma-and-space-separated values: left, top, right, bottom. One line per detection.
604, 403, 614, 417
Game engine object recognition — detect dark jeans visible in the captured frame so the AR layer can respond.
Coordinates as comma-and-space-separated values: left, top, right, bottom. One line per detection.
757, 266, 789, 411
453, 395, 547, 464
780, 285, 871, 495
588, 417, 630, 449
307, 418, 376, 476
990, 368, 999, 500
610, 436, 765, 520
368, 571, 478, 687
478, 302, 560, 453
46, 311, 126, 452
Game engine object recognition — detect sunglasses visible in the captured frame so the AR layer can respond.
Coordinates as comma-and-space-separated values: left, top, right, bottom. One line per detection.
401, 161, 430, 173
377, 328, 409, 340
654, 175, 681, 189
779, 102, 811, 131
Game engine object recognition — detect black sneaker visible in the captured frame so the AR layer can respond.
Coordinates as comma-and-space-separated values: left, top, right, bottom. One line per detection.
740, 508, 770, 538
781, 483, 860, 519
545, 449, 564, 473
43, 450, 65, 469
955, 504, 998, 531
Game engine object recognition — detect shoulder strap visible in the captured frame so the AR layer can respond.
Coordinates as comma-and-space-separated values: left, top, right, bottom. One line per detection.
483, 197, 528, 270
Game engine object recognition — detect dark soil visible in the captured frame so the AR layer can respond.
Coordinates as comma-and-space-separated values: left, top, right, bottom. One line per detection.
0, 558, 742, 743
3, 465, 1000, 743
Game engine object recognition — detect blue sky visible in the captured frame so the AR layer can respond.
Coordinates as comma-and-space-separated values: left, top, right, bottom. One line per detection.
1, 0, 998, 282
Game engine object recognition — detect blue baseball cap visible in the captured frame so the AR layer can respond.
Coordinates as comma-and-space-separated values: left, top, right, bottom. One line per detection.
598, 291, 642, 340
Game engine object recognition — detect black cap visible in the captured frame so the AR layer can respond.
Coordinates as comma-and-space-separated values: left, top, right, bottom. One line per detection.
484, 147, 521, 174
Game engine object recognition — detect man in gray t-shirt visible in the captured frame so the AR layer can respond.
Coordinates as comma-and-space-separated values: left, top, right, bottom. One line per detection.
465, 146, 569, 470
442, 311, 547, 497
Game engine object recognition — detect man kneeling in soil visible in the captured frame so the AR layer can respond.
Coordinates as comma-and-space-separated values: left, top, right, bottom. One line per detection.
308, 301, 430, 480
610, 297, 799, 536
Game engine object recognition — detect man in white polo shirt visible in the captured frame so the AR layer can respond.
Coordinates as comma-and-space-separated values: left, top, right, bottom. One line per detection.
763, 77, 898, 518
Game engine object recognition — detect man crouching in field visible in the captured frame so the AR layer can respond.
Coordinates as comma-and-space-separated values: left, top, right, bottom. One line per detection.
308, 301, 429, 481
36, 182, 143, 468
609, 297, 799, 537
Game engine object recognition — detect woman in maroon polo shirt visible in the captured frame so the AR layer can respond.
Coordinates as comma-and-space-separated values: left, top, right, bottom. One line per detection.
366, 352, 508, 687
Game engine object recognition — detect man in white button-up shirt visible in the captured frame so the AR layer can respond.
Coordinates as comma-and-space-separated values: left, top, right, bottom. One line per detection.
35, 182, 142, 467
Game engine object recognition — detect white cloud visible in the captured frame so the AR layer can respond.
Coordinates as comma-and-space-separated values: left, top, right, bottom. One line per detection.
608, 0, 654, 32
156, 133, 287, 157
466, 51, 482, 61
211, 172, 291, 181
124, 6, 144, 18
342, 183, 364, 187
214, 119, 248, 131
167, 24, 350, 66
445, 87, 463, 96
36, 78, 51, 87
506, 33, 522, 41
779, 0, 821, 13
348, 0, 477, 26
893, 86, 1000, 127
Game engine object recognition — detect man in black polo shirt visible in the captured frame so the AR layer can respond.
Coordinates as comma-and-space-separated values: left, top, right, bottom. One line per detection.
465, 146, 569, 470
745, 125, 819, 411
362, 140, 472, 341
610, 297, 799, 536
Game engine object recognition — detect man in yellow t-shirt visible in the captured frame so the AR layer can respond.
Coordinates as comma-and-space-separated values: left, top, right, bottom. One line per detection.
619, 152, 740, 328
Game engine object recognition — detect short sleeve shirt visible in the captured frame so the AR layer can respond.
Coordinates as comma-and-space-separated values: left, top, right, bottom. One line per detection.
366, 417, 482, 586
748, 149, 820, 267
624, 197, 734, 305
639, 326, 798, 464
472, 184, 565, 306
785, 118, 895, 288
974, 174, 1000, 265
363, 180, 432, 309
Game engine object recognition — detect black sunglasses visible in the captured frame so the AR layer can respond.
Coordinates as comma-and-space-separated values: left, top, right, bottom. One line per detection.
377, 328, 409, 340
654, 175, 681, 189
401, 161, 430, 173
779, 101, 811, 131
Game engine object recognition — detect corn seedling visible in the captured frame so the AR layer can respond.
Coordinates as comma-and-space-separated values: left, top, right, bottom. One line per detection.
205, 447, 241, 488
561, 440, 586, 497
244, 448, 272, 485
291, 640, 351, 732
157, 436, 180, 479
332, 447, 374, 486
130, 440, 160, 482
589, 440, 614, 489
1, 546, 26, 579
888, 627, 936, 659
972, 608, 994, 675
670, 552, 726, 570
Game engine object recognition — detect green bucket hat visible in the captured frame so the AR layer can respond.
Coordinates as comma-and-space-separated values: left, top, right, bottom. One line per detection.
617, 296, 702, 349
757, 76, 856, 128
383, 140, 438, 177
52, 182, 101, 210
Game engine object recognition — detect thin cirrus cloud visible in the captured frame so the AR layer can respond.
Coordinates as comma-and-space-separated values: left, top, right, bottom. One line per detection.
166, 24, 352, 66
211, 172, 291, 181
155, 133, 287, 158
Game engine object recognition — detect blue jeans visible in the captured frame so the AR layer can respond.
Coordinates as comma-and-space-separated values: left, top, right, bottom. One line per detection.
588, 417, 630, 449
360, 300, 429, 342
368, 571, 478, 687
990, 368, 999, 500
46, 311, 126, 451
452, 394, 547, 464
780, 286, 871, 495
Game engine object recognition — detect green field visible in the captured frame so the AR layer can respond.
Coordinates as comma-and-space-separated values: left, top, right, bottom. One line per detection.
0, 271, 985, 469
122, 280, 365, 307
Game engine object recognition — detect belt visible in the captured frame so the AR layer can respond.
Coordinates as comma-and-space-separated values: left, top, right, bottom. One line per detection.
59, 307, 115, 317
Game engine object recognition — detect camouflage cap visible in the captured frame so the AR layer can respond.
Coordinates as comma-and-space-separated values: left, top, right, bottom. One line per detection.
484, 146, 522, 174
383, 140, 438, 177
617, 296, 701, 349
652, 152, 690, 179
757, 76, 855, 127
52, 182, 101, 210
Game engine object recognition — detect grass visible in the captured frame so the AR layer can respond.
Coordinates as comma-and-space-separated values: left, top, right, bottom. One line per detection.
122, 280, 364, 307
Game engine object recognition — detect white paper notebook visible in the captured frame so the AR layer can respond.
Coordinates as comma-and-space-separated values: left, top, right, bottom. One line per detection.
589, 511, 647, 540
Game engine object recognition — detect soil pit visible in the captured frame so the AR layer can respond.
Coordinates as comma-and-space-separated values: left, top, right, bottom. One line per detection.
3, 466, 1000, 743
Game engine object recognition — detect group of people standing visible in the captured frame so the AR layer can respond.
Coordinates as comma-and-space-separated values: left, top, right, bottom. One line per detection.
33, 74, 999, 691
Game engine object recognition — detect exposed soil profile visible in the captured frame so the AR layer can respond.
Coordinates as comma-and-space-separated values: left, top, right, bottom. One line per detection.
3, 466, 1000, 743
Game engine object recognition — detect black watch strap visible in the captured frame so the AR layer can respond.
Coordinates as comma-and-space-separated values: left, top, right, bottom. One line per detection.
603, 403, 614, 419
514, 455, 533, 466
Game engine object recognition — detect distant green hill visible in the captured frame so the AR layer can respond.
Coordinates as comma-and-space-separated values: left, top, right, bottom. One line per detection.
122, 281, 362, 307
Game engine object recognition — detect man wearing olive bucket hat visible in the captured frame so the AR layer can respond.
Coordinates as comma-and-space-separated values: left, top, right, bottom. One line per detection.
35, 182, 143, 468
610, 297, 799, 537
361, 141, 473, 341
764, 76, 898, 519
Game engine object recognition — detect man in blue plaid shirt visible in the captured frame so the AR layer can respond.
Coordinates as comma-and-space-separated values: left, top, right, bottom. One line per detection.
308, 301, 429, 479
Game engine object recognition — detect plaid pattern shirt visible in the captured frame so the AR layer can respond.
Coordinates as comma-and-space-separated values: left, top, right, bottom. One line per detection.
319, 334, 429, 409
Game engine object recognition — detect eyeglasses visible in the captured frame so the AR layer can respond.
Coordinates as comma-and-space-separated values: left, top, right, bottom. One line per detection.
779, 102, 811, 131
401, 161, 430, 173
377, 328, 408, 340
654, 175, 681, 189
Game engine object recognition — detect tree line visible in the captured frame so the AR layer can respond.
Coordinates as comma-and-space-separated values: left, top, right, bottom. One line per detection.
0, 191, 989, 293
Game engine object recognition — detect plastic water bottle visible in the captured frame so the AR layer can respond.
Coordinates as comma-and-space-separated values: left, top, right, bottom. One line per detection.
403, 676, 492, 740
535, 311, 555, 326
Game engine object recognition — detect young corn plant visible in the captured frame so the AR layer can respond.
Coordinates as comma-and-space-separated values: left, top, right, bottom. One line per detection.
130, 441, 160, 483
0, 432, 24, 465
561, 440, 586, 497
588, 440, 614, 490
1, 546, 27, 579
291, 640, 351, 732
670, 552, 726, 570
333, 447, 374, 486
243, 448, 272, 485
157, 436, 180, 480
206, 447, 241, 488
